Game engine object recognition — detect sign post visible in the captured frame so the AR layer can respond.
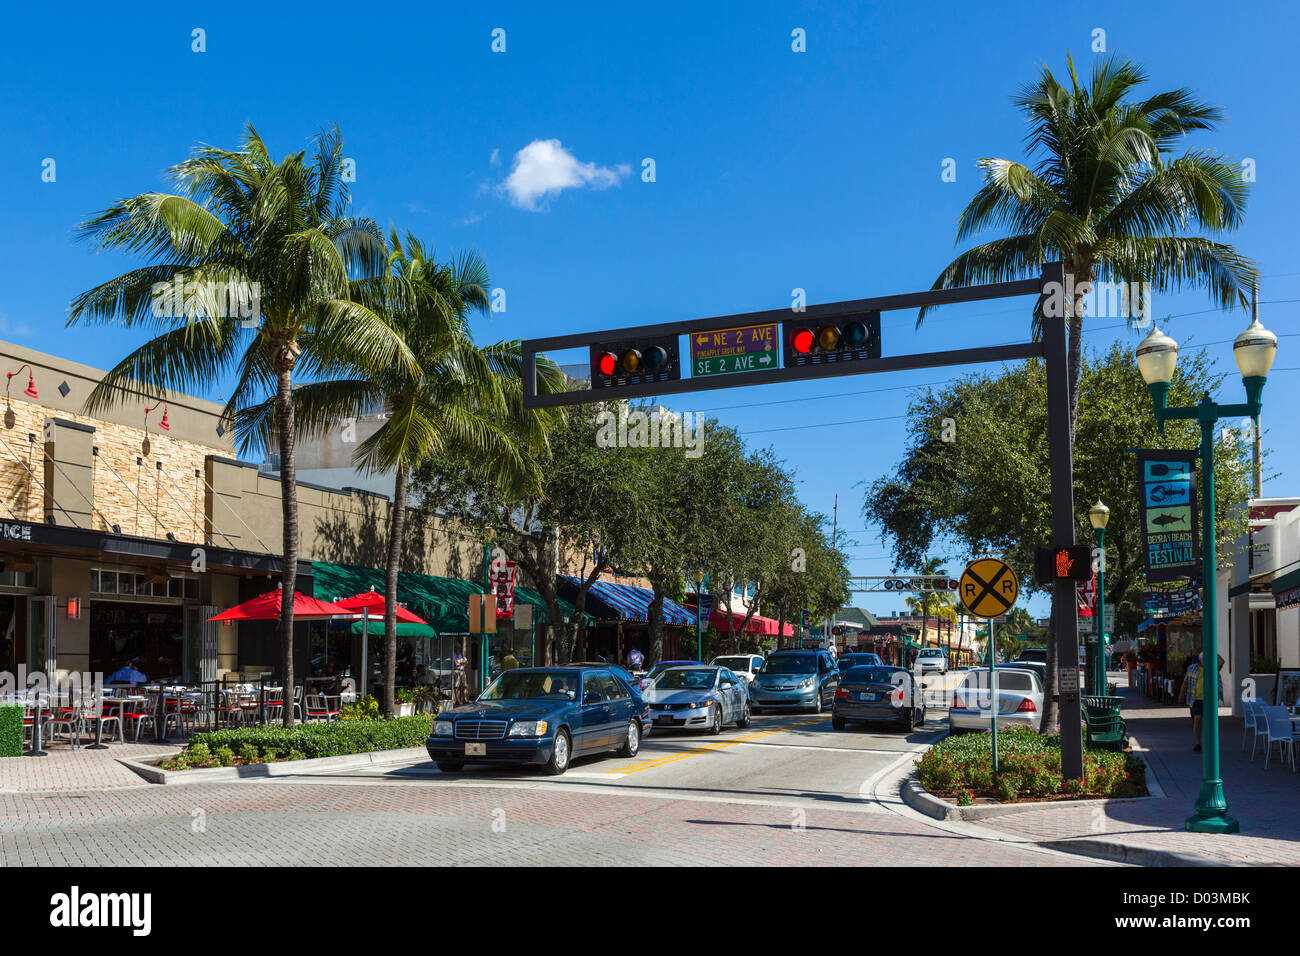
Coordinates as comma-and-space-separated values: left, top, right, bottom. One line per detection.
959, 557, 1020, 774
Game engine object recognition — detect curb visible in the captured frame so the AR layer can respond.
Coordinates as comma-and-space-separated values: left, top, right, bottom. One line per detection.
900, 773, 1161, 822
117, 745, 430, 785
1041, 837, 1218, 868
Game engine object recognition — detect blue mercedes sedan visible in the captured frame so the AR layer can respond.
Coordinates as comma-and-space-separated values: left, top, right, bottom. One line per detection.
426, 665, 649, 775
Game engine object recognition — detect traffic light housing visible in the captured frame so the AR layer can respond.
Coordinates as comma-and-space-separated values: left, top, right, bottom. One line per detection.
1035, 545, 1092, 585
783, 311, 881, 368
590, 335, 680, 390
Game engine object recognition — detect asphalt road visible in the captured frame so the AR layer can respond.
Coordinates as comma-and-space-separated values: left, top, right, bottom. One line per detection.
0, 669, 1108, 866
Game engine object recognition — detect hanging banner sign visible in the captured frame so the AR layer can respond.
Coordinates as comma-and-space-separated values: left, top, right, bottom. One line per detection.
490, 561, 517, 620
1277, 587, 1300, 612
1135, 449, 1200, 583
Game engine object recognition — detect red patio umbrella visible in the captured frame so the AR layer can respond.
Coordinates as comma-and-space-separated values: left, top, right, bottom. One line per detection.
333, 590, 430, 625
207, 589, 353, 622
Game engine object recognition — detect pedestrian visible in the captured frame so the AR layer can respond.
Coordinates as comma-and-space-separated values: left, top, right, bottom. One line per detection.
452, 641, 469, 706
501, 644, 519, 671
626, 646, 645, 672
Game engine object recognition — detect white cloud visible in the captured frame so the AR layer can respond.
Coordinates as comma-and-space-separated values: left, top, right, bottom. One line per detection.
489, 148, 500, 166
500, 139, 630, 211
0, 314, 33, 338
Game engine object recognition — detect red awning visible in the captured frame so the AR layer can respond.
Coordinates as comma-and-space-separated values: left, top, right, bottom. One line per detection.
684, 605, 795, 638
332, 590, 430, 625
208, 590, 353, 622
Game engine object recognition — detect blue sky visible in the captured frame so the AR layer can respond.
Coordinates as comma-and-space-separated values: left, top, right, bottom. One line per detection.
3, 0, 1298, 618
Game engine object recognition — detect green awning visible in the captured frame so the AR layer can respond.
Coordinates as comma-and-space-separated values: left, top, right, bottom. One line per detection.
308, 560, 587, 632
347, 620, 436, 638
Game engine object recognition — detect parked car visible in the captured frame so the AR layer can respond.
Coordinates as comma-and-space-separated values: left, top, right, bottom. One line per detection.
571, 662, 652, 737
1013, 648, 1047, 665
710, 654, 764, 684
914, 647, 948, 673
636, 659, 697, 692
948, 666, 1043, 734
837, 652, 883, 676
832, 665, 926, 731
645, 665, 751, 734
997, 660, 1046, 686
426, 666, 649, 775
749, 650, 839, 714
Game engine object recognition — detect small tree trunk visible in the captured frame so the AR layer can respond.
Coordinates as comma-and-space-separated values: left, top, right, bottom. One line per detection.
274, 362, 298, 728
648, 583, 665, 664
382, 465, 408, 719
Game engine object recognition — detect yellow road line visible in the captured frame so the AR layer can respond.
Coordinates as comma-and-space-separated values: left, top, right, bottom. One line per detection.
612, 717, 827, 775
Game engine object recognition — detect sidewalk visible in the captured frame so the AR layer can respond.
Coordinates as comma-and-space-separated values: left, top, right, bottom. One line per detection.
0, 740, 177, 793
971, 671, 1300, 865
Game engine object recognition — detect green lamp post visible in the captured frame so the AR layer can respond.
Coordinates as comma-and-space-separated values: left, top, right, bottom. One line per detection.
693, 568, 707, 663
1088, 500, 1110, 697
1135, 313, 1278, 835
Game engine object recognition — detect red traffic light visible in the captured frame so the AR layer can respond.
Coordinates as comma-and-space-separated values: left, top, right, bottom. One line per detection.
783, 312, 880, 368
791, 327, 814, 354
589, 336, 680, 390
597, 352, 617, 376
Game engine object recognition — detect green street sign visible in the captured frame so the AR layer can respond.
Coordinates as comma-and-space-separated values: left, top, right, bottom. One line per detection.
690, 323, 779, 377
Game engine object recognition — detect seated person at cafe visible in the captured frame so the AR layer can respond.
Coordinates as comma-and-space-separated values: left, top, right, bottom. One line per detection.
107, 658, 148, 685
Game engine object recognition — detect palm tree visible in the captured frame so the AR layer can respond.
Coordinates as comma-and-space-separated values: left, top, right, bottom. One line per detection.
69, 125, 414, 725
918, 55, 1257, 729
919, 54, 1256, 440
238, 230, 526, 717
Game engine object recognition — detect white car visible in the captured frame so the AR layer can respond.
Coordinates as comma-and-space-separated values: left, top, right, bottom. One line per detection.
710, 654, 764, 684
914, 647, 948, 674
948, 667, 1043, 733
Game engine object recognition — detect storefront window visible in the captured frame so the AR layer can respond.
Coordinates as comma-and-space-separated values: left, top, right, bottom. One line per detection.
0, 567, 35, 589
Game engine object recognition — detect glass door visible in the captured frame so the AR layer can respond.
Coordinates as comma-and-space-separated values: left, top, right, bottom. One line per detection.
27, 595, 54, 678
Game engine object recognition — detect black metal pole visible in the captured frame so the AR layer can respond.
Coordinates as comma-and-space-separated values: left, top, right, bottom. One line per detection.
25, 693, 47, 757
1041, 261, 1084, 780
86, 695, 109, 750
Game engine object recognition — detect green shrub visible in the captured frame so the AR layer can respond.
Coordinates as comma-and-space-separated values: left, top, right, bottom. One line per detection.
168, 716, 433, 770
340, 694, 380, 721
214, 746, 235, 767
917, 727, 1146, 803
956, 789, 974, 806
0, 704, 22, 757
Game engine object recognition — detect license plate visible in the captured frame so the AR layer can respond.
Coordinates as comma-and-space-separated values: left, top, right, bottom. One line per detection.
655, 714, 673, 723
859, 692, 879, 701
464, 742, 486, 756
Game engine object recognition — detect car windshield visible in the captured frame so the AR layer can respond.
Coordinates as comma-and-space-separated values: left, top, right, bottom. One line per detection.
656, 668, 717, 690
761, 656, 816, 674
480, 670, 578, 701
845, 666, 901, 684
918, 649, 942, 657
645, 662, 686, 681
713, 657, 752, 671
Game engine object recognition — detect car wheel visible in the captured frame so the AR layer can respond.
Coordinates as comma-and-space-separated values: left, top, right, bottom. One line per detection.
736, 702, 751, 729
811, 693, 823, 715
831, 714, 846, 731
542, 729, 571, 775
916, 704, 926, 727
617, 719, 640, 757
436, 760, 464, 773
899, 707, 913, 732
709, 706, 723, 735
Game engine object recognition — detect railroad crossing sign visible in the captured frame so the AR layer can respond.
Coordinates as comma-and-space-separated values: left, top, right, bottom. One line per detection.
959, 558, 1019, 619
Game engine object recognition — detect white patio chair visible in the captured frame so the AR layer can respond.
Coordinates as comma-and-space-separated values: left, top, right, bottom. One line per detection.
1242, 699, 1265, 752
1259, 706, 1297, 770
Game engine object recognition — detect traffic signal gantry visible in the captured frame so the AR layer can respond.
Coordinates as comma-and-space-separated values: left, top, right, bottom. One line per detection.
521, 262, 1087, 780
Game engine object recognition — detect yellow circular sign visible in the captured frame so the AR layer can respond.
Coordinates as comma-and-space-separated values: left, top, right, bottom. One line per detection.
959, 558, 1019, 619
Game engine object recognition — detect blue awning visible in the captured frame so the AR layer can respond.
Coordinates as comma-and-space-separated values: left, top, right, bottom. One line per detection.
557, 575, 694, 625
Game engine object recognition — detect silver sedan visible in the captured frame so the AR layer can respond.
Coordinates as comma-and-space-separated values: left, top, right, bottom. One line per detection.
645, 666, 752, 734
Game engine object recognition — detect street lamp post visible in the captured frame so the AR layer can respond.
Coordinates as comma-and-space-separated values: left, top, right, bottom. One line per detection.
1088, 500, 1110, 698
692, 569, 706, 663
1135, 314, 1278, 835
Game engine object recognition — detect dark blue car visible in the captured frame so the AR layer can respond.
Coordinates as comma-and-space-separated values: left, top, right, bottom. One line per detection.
426, 665, 650, 776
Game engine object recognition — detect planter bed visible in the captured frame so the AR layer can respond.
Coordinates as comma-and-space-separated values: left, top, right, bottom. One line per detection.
156, 716, 433, 771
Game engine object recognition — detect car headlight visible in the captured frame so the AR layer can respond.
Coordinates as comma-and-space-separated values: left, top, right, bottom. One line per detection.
799, 679, 814, 689
688, 699, 714, 709
508, 720, 548, 737
433, 720, 454, 737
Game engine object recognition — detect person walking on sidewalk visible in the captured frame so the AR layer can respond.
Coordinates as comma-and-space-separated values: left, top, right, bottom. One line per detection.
1179, 651, 1224, 752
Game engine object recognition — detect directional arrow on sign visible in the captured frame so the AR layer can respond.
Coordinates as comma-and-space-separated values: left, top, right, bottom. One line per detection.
759, 354, 772, 365
696, 335, 709, 345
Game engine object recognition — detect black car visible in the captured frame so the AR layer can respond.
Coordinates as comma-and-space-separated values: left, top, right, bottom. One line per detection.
831, 665, 926, 731
837, 652, 884, 676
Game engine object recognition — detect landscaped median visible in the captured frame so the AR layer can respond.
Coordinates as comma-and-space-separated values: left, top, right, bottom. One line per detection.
913, 728, 1148, 810
117, 716, 435, 784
